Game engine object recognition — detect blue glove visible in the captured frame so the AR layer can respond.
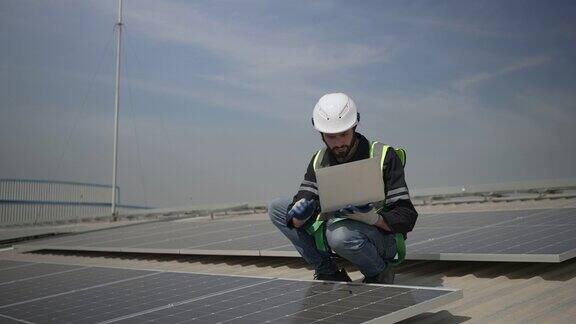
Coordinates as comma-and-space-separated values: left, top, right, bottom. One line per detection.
337, 203, 374, 215
287, 198, 318, 223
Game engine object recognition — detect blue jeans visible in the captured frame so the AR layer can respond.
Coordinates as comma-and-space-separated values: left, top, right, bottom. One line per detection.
268, 198, 396, 277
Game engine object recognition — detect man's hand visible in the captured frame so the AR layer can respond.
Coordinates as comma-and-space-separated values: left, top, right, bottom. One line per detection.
374, 216, 391, 231
287, 198, 318, 228
335, 203, 380, 226
335, 203, 392, 230
339, 203, 374, 214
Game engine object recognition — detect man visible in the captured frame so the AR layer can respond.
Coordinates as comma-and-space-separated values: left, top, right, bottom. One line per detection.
269, 92, 418, 284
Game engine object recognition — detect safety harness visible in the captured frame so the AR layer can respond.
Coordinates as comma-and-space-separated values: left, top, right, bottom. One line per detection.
304, 141, 407, 266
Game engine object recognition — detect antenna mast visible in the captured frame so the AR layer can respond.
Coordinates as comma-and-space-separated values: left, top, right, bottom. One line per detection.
111, 0, 123, 220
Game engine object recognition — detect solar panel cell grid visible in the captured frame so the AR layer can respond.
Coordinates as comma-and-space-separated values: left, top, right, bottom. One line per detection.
0, 263, 83, 285
114, 279, 453, 324
18, 208, 576, 262
0, 267, 154, 307
0, 263, 461, 324
0, 272, 263, 324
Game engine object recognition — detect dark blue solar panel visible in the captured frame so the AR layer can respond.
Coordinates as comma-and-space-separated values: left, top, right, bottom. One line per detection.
0, 263, 460, 324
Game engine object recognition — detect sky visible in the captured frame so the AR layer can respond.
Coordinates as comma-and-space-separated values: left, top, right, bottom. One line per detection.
1, 0, 575, 208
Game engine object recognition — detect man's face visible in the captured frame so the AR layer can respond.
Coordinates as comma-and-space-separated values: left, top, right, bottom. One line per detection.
322, 128, 355, 159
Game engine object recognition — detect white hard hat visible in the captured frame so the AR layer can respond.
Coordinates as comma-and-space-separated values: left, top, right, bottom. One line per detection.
312, 93, 359, 134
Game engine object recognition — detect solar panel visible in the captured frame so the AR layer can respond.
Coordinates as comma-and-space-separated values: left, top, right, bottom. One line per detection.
17, 219, 279, 255
0, 262, 461, 324
0, 262, 84, 285
406, 207, 576, 262
0, 221, 154, 243
0, 266, 154, 307
0, 260, 32, 270
17, 207, 576, 262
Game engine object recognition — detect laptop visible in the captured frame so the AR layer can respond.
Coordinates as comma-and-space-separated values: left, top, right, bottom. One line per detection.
315, 157, 384, 213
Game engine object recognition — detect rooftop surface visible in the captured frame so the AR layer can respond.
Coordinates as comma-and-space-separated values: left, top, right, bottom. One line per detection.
2, 197, 576, 323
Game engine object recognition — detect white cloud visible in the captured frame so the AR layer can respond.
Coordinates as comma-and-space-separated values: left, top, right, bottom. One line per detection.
86, 0, 394, 122
452, 56, 551, 92
121, 1, 387, 76
394, 16, 505, 38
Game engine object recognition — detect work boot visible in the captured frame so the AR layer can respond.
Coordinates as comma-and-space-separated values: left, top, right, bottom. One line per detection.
314, 268, 352, 282
362, 264, 395, 284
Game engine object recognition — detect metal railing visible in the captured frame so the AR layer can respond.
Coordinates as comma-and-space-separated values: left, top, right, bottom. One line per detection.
0, 179, 147, 227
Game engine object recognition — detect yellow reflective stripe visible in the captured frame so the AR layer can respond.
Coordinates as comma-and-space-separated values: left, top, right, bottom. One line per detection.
370, 141, 378, 157
312, 149, 323, 171
381, 145, 389, 170
312, 149, 324, 221
370, 141, 389, 172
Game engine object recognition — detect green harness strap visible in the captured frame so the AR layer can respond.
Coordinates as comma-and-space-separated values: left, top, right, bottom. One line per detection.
305, 216, 328, 251
305, 141, 407, 265
392, 233, 406, 265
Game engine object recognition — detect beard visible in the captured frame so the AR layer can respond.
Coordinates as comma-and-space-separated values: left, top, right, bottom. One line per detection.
332, 145, 351, 159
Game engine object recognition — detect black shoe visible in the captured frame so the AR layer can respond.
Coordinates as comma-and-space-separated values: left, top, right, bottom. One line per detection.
362, 265, 395, 284
314, 268, 352, 282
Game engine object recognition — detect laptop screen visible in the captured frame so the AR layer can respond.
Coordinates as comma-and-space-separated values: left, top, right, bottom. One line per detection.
315, 157, 384, 213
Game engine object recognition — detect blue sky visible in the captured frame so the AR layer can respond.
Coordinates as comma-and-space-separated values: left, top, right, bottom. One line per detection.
1, 0, 575, 207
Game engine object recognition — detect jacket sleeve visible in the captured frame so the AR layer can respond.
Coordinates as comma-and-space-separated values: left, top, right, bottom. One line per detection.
285, 154, 321, 228
378, 148, 418, 234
